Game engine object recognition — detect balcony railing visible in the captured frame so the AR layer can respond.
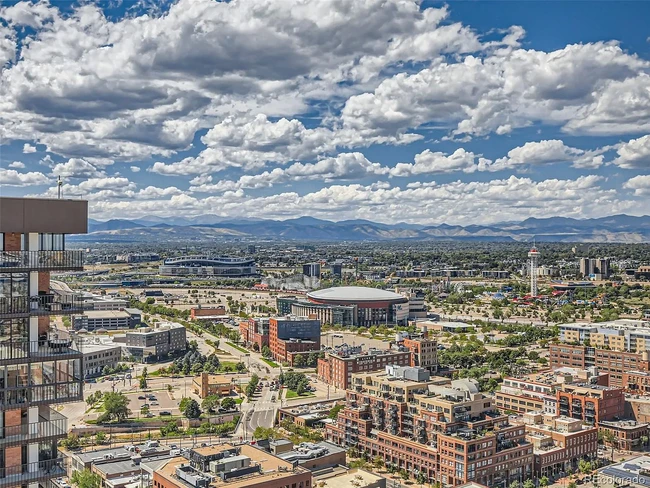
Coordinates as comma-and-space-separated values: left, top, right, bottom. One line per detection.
0, 334, 82, 363
0, 295, 86, 318
0, 381, 83, 409
0, 410, 67, 447
0, 251, 84, 272
0, 458, 65, 486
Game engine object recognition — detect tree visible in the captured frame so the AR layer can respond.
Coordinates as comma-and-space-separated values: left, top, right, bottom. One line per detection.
100, 392, 131, 422
328, 404, 344, 419
372, 455, 384, 469
603, 430, 616, 460
179, 397, 191, 412
509, 482, 520, 488
539, 476, 549, 487
253, 426, 276, 440
221, 397, 236, 410
523, 480, 535, 488
139, 376, 148, 389
261, 345, 272, 358
95, 431, 107, 445
183, 399, 201, 419
61, 433, 80, 449
141, 367, 148, 378
201, 395, 220, 413
236, 362, 246, 373
252, 343, 260, 352
71, 470, 101, 488
294, 355, 306, 368
416, 471, 427, 484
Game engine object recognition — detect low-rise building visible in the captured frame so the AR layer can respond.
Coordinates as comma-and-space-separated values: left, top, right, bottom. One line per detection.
73, 308, 142, 331
80, 342, 123, 378
556, 383, 625, 425
125, 322, 186, 362
400, 332, 438, 372
598, 420, 649, 451
192, 373, 239, 398
190, 306, 228, 321
522, 412, 598, 479
154, 444, 312, 488
278, 401, 340, 427
240, 317, 270, 351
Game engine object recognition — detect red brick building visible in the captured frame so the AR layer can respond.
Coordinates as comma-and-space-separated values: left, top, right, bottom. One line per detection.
317, 348, 412, 390
190, 306, 227, 320
556, 383, 625, 425
269, 316, 321, 365
239, 318, 269, 351
402, 334, 438, 372
599, 420, 649, 451
549, 344, 650, 387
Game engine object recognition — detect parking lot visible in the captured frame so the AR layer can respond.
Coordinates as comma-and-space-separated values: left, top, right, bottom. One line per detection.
125, 388, 180, 417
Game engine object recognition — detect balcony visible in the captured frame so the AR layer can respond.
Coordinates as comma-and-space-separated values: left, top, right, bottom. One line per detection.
0, 295, 86, 318
0, 458, 65, 486
0, 380, 83, 409
0, 334, 82, 365
0, 251, 84, 272
0, 408, 67, 448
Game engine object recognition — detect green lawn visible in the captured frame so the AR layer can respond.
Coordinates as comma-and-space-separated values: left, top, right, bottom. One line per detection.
285, 389, 315, 399
260, 357, 279, 368
226, 342, 248, 353
218, 361, 242, 372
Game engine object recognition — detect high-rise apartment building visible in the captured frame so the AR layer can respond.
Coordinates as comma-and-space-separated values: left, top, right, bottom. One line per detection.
0, 197, 87, 486
579, 257, 610, 278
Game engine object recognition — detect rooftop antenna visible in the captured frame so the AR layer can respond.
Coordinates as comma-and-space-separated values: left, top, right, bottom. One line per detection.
57, 176, 62, 199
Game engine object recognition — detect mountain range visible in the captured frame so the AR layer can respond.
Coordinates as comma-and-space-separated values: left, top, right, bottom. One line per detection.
69, 214, 650, 243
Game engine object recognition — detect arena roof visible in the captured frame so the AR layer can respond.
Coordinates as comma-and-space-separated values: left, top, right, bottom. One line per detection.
307, 286, 405, 302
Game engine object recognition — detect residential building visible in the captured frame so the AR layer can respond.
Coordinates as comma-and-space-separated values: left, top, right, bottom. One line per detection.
598, 420, 649, 451
192, 373, 238, 398
154, 444, 312, 488
556, 383, 625, 425
494, 368, 608, 416
0, 196, 87, 486
522, 412, 598, 479
579, 257, 611, 279
549, 344, 650, 387
269, 316, 321, 365
623, 370, 650, 393
72, 307, 142, 331
125, 322, 186, 361
481, 271, 510, 279
190, 306, 227, 321
81, 342, 123, 378
400, 332, 438, 372
239, 317, 270, 350
325, 375, 533, 487
317, 346, 412, 390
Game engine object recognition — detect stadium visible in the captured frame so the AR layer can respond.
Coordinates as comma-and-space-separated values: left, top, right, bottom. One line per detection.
159, 256, 257, 277
304, 286, 409, 326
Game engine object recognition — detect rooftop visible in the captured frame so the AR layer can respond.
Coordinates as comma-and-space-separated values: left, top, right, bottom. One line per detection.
82, 310, 131, 319
599, 420, 649, 429
312, 469, 384, 488
307, 286, 405, 302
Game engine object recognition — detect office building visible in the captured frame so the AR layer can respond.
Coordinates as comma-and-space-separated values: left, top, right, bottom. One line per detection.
0, 196, 87, 486
125, 322, 186, 361
81, 342, 123, 378
325, 374, 533, 486
317, 346, 412, 390
190, 306, 227, 321
269, 316, 321, 365
239, 317, 270, 350
579, 257, 611, 279
88, 297, 128, 311
522, 412, 598, 479
72, 308, 141, 331
303, 263, 321, 278
154, 444, 312, 488
330, 263, 343, 279
402, 290, 427, 319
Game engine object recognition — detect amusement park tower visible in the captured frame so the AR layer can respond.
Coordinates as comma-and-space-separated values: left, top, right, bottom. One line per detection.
528, 245, 540, 297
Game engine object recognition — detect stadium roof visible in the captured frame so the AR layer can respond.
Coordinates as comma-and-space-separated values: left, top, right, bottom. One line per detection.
307, 286, 405, 302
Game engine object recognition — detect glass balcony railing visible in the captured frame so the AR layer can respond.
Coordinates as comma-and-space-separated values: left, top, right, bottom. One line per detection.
0, 334, 82, 363
0, 251, 84, 272
0, 294, 86, 318
0, 458, 66, 486
0, 409, 67, 447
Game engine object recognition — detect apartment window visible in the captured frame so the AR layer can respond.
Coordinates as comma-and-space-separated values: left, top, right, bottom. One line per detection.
39, 233, 65, 251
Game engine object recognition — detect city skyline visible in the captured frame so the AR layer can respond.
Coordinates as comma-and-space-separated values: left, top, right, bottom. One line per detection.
1, 0, 650, 225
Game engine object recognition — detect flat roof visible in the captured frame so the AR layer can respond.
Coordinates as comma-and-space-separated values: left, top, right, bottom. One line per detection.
309, 468, 383, 488
83, 310, 130, 319
307, 286, 405, 302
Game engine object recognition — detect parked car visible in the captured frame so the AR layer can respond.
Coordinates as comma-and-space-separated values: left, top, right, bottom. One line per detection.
159, 411, 172, 416
138, 396, 146, 400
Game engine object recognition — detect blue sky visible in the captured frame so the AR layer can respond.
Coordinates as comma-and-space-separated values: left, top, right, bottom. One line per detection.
1, 0, 650, 225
